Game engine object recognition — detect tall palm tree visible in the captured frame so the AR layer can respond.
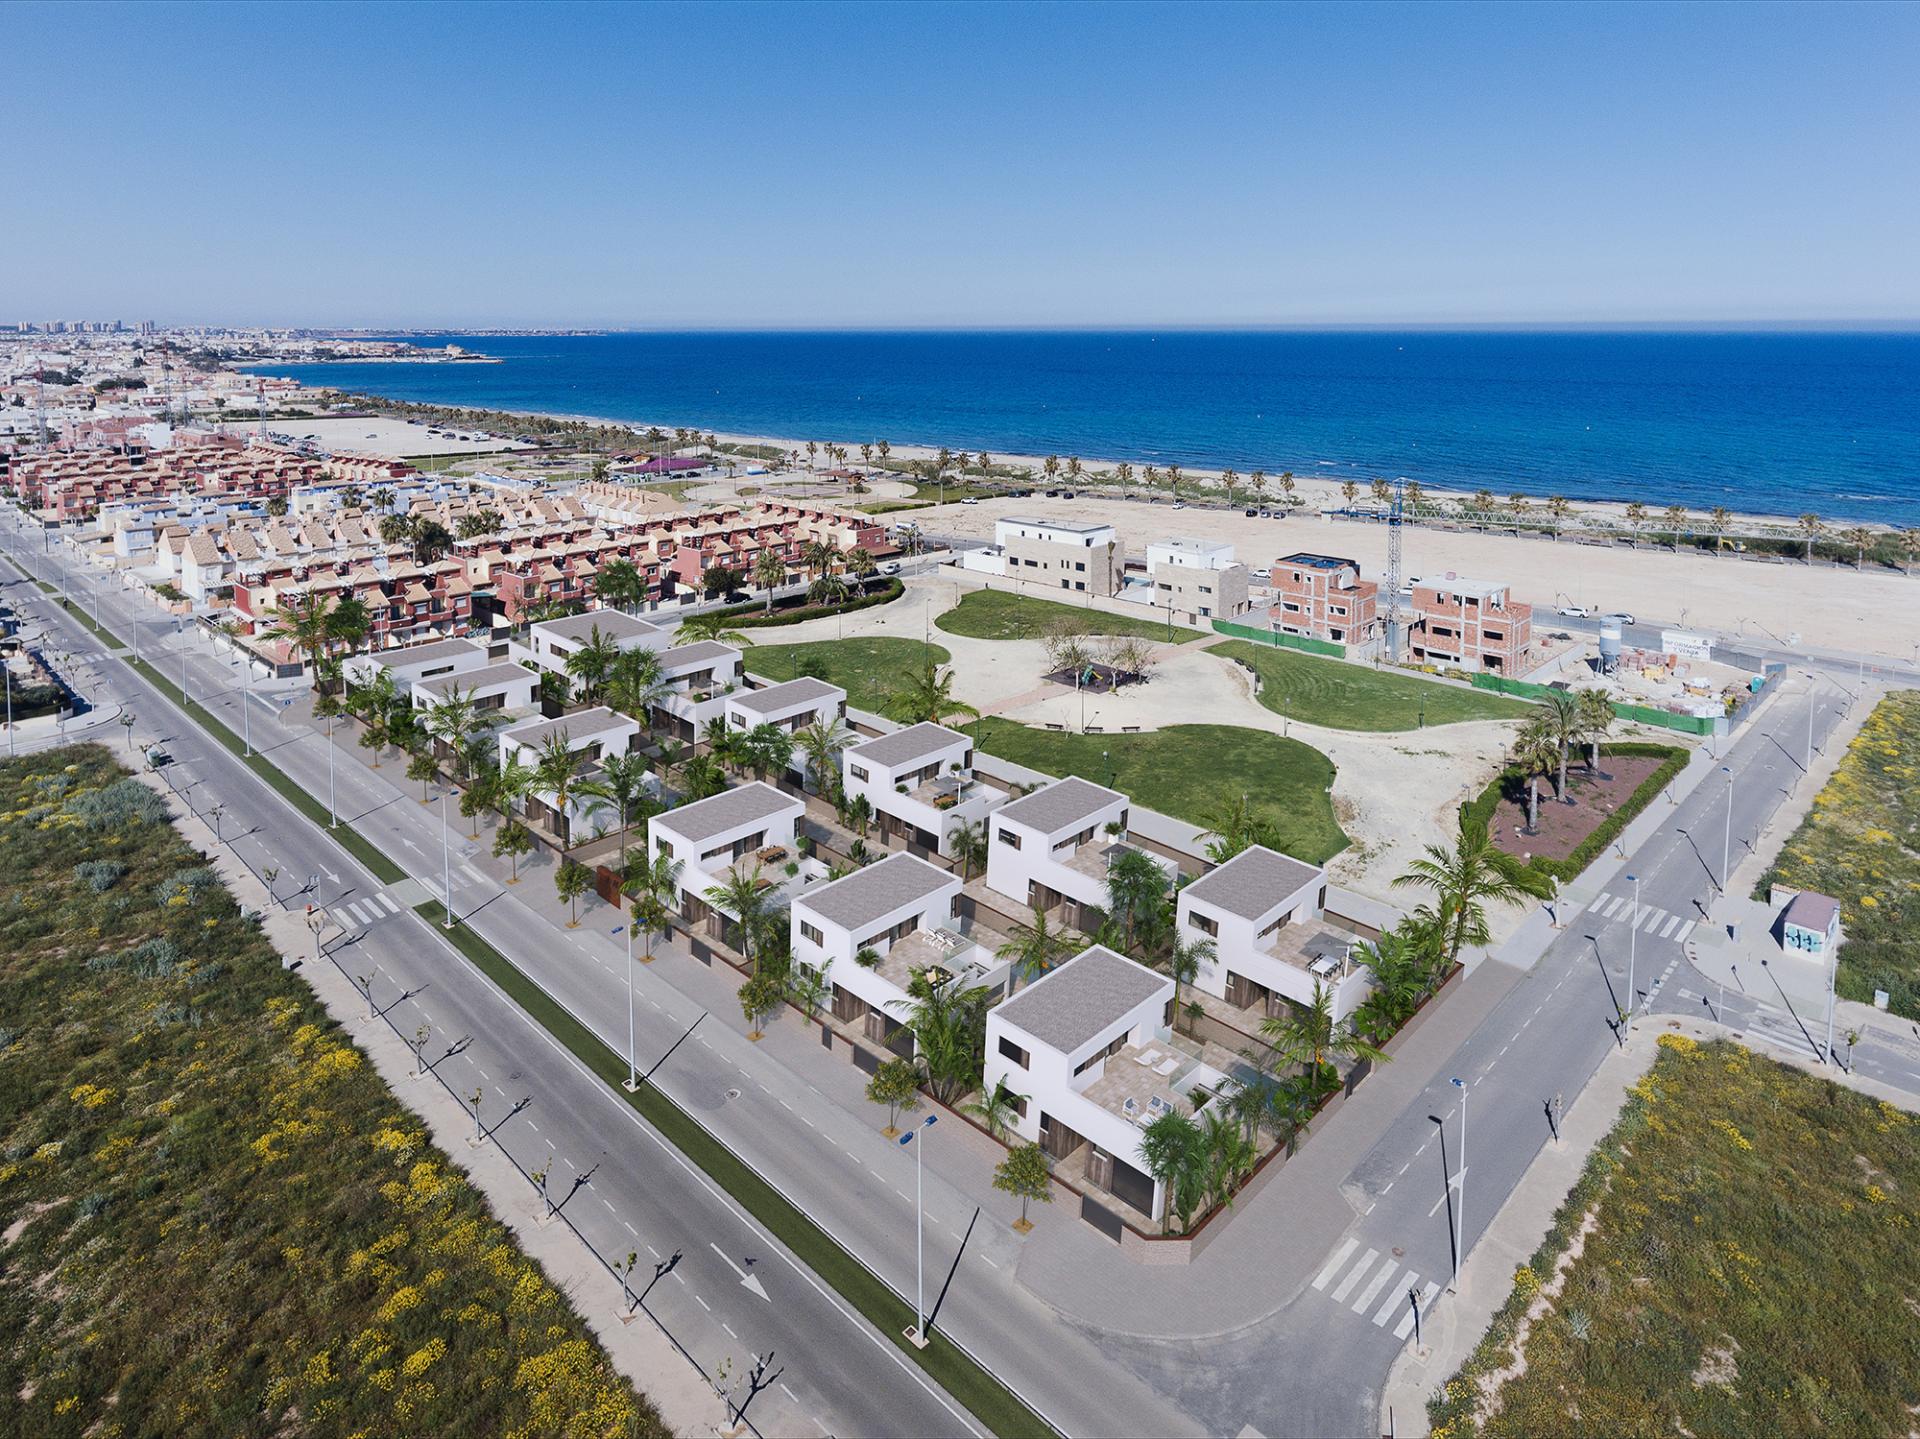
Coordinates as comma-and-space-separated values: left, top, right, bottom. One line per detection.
1575, 687, 1615, 773
1114, 461, 1135, 491
1534, 690, 1583, 800
1840, 525, 1876, 570
754, 548, 787, 612
1277, 471, 1296, 507
579, 751, 654, 862
887, 657, 978, 726
563, 625, 620, 705
494, 751, 536, 824
796, 715, 854, 795
1710, 505, 1733, 551
1341, 479, 1359, 507
948, 818, 988, 881
1104, 847, 1171, 955
1663, 505, 1689, 550
1139, 1110, 1207, 1234
676, 612, 753, 647
622, 846, 683, 962
801, 539, 841, 580
533, 733, 586, 846
1623, 501, 1647, 546
1510, 716, 1561, 832
262, 592, 335, 684
1164, 929, 1214, 1030
422, 687, 482, 780
1547, 495, 1571, 537
995, 904, 1076, 978
1260, 980, 1388, 1094
1797, 512, 1824, 563
704, 863, 772, 969
607, 647, 669, 728
886, 970, 989, 1103
325, 595, 371, 659
1392, 814, 1548, 966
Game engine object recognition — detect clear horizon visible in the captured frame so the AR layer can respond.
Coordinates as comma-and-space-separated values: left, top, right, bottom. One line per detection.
9, 0, 1918, 329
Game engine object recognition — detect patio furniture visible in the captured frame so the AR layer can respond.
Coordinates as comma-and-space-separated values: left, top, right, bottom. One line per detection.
1132, 1047, 1162, 1068
1146, 1094, 1171, 1118
1122, 1096, 1142, 1122
1153, 1055, 1181, 1077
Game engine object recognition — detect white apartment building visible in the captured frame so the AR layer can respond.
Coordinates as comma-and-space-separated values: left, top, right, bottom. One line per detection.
1144, 538, 1251, 625
342, 636, 489, 691
646, 782, 808, 941
497, 706, 644, 843
725, 676, 847, 779
842, 722, 1000, 858
791, 853, 1008, 1052
1175, 845, 1370, 1024
983, 945, 1176, 1223
985, 777, 1149, 930
993, 517, 1123, 596
514, 609, 670, 695
409, 660, 541, 716
651, 640, 745, 741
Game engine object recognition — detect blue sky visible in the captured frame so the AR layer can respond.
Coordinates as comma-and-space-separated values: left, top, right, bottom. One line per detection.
8, 1, 1917, 328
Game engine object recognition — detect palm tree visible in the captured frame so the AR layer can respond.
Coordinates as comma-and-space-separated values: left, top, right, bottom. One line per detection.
1261, 980, 1388, 1096
607, 647, 669, 728
1575, 687, 1614, 773
1841, 525, 1876, 570
1166, 463, 1184, 499
995, 904, 1076, 978
676, 612, 753, 647
325, 595, 371, 659
1622, 501, 1647, 546
1392, 813, 1548, 966
1663, 505, 1689, 550
1139, 1110, 1207, 1234
887, 657, 978, 726
705, 863, 772, 969
739, 722, 794, 782
1114, 461, 1135, 491
1369, 478, 1392, 506
948, 818, 988, 881
1103, 847, 1171, 955
886, 971, 990, 1104
1277, 471, 1296, 508
261, 592, 335, 683
844, 792, 872, 838
1797, 512, 1824, 563
593, 558, 644, 612
1510, 716, 1560, 832
579, 752, 654, 862
534, 733, 586, 846
754, 548, 787, 612
1710, 505, 1733, 551
1220, 468, 1240, 505
796, 715, 853, 795
844, 546, 878, 585
1340, 479, 1359, 507
801, 538, 841, 580
1901, 528, 1920, 576
678, 753, 727, 801
422, 687, 482, 780
1546, 495, 1571, 538
563, 625, 620, 705
1200, 1107, 1255, 1214
1534, 690, 1583, 800
1164, 930, 1213, 1032
621, 847, 683, 963
1248, 469, 1268, 505
960, 1077, 1029, 1141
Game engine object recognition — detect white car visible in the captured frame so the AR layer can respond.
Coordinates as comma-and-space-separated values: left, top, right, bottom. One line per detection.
1556, 605, 1592, 618
1171, 500, 1187, 510
879, 561, 901, 575
961, 497, 979, 505
1602, 611, 1637, 626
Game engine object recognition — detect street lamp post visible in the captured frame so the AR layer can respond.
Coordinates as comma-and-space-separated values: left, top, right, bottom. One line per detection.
1806, 677, 1817, 771
1823, 938, 1838, 1066
440, 783, 455, 928
899, 1114, 937, 1345
615, 920, 639, 1091
1448, 1077, 1467, 1292
1625, 873, 1640, 1027
325, 710, 338, 829
1721, 765, 1734, 893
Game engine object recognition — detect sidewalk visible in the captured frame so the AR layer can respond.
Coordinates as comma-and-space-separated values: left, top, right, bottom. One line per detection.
1377, 1007, 1920, 1437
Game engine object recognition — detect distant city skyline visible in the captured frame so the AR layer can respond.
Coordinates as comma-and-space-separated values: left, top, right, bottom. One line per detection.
8, 0, 1918, 329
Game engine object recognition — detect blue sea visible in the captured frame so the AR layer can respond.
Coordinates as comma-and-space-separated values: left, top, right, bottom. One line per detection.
245, 330, 1920, 525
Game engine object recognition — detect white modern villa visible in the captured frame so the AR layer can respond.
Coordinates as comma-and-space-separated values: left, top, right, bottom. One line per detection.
1175, 845, 1371, 1024
409, 659, 541, 716
842, 722, 1001, 858
513, 609, 670, 694
725, 675, 848, 779
985, 776, 1162, 930
646, 782, 809, 942
650, 639, 745, 741
496, 705, 645, 842
342, 635, 489, 690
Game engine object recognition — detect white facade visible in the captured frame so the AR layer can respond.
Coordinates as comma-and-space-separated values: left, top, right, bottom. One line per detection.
983, 945, 1176, 1222
984, 777, 1138, 925
842, 722, 1000, 858
410, 659, 541, 716
651, 640, 745, 739
342, 636, 489, 691
725, 676, 847, 777
497, 705, 644, 841
514, 608, 670, 692
647, 781, 806, 920
1175, 845, 1369, 1023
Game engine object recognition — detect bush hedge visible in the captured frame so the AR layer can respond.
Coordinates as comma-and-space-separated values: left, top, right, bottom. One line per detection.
1461, 741, 1689, 883
704, 576, 904, 630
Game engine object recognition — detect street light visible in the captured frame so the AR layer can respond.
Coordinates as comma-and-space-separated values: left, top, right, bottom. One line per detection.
899, 1113, 937, 1346
1625, 873, 1640, 1027
613, 920, 639, 1091
440, 782, 455, 928
1448, 1077, 1467, 1292
1720, 765, 1734, 893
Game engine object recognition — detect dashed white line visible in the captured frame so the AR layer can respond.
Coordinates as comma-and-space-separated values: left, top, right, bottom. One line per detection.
722, 1322, 737, 1338
694, 1295, 711, 1311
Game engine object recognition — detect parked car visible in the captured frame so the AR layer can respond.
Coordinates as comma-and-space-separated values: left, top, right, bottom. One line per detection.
880, 561, 901, 575
1245, 508, 1258, 517
1258, 508, 1274, 518
1556, 605, 1592, 618
1171, 501, 1187, 510
1603, 611, 1637, 626
961, 497, 979, 505
1061, 490, 1075, 499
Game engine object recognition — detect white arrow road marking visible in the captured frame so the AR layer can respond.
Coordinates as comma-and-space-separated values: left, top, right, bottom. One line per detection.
710, 1242, 770, 1301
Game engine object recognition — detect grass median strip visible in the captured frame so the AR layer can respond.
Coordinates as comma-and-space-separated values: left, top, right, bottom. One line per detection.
125, 635, 1050, 1435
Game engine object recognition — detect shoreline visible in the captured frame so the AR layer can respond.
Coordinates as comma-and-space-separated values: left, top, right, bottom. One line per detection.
272, 379, 1895, 538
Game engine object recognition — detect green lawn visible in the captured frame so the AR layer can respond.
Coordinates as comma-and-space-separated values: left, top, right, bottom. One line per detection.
935, 589, 1201, 644
1212, 639, 1533, 730
745, 637, 951, 714
1431, 1034, 1920, 1439
973, 718, 1347, 863
0, 746, 662, 1438
1758, 689, 1920, 1018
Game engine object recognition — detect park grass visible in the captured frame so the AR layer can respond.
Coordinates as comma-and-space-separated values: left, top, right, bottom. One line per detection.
935, 589, 1201, 644
1429, 1034, 1920, 1439
744, 637, 952, 715
1757, 689, 1920, 1018
1211, 639, 1533, 731
0, 745, 661, 1439
973, 718, 1348, 864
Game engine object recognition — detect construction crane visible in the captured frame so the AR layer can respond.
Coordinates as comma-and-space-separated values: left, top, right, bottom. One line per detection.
1382, 477, 1405, 662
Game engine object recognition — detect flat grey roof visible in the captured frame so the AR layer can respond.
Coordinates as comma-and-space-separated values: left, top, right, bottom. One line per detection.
1000, 516, 1113, 534
731, 676, 844, 714
533, 609, 663, 644
1181, 845, 1323, 922
995, 945, 1170, 1054
654, 781, 799, 844
369, 637, 485, 668
501, 705, 633, 750
414, 661, 536, 699
1784, 890, 1840, 932
848, 721, 967, 770
796, 853, 954, 935
995, 776, 1124, 836
659, 640, 741, 671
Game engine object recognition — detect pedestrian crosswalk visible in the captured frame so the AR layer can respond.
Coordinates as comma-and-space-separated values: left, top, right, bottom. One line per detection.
332, 891, 403, 929
1310, 1238, 1443, 1339
1588, 891, 1694, 945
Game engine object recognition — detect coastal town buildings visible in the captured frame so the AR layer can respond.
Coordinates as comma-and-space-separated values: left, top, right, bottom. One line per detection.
1406, 577, 1534, 674
984, 777, 1150, 933
1144, 537, 1252, 624
1266, 552, 1381, 646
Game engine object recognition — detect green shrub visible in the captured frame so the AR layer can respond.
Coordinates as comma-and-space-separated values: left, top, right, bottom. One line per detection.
1460, 742, 1689, 883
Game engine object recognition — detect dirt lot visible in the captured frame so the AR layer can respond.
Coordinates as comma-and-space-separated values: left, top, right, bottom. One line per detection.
1487, 753, 1664, 863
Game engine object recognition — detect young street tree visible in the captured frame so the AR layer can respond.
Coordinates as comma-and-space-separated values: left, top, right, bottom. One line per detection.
555, 857, 593, 927
492, 819, 534, 882
867, 1056, 923, 1137
994, 1143, 1054, 1232
738, 969, 786, 1040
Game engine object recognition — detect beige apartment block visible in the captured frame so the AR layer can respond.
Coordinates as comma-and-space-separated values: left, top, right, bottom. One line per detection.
995, 516, 1123, 596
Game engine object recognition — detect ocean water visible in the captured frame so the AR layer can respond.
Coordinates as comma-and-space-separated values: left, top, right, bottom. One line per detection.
245, 330, 1920, 525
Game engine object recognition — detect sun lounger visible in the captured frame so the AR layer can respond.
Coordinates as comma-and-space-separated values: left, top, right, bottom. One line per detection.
1132, 1047, 1161, 1068
1122, 1097, 1142, 1121
1153, 1056, 1181, 1077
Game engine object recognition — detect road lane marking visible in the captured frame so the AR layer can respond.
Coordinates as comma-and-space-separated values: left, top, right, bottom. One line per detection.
694, 1295, 710, 1311
1373, 1272, 1419, 1326
1312, 1238, 1359, 1291
1329, 1248, 1378, 1302
1393, 1282, 1441, 1339
1659, 913, 1682, 938
1352, 1260, 1399, 1314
